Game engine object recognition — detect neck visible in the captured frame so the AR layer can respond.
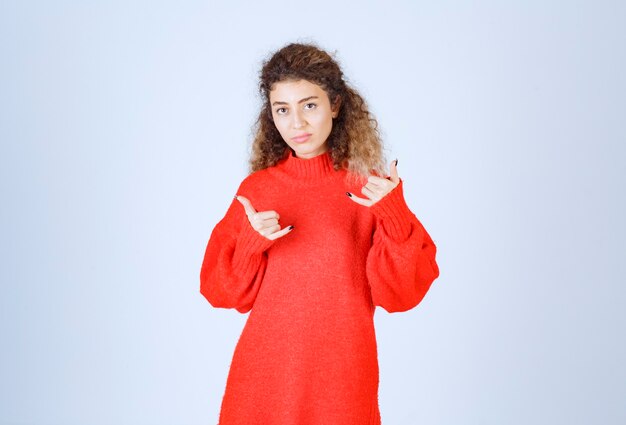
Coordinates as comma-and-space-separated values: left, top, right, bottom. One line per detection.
280, 148, 335, 178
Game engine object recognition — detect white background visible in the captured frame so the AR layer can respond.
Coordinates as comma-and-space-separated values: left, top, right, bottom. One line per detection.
1, 1, 624, 424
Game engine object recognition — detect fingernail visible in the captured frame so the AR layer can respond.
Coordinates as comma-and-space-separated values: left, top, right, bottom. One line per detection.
346, 192, 352, 197
288, 225, 294, 230
394, 158, 398, 166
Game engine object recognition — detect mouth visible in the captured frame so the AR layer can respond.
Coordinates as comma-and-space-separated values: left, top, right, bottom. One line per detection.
292, 133, 312, 143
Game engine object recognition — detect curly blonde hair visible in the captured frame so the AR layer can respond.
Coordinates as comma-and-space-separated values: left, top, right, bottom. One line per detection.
248, 41, 389, 185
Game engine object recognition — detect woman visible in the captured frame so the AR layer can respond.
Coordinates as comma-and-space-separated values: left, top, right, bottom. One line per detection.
199, 41, 440, 425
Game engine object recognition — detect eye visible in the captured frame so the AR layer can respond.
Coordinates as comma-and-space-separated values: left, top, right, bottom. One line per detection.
304, 103, 317, 110
275, 107, 287, 114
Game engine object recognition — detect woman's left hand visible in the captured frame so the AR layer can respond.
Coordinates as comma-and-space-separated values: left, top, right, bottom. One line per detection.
346, 159, 400, 207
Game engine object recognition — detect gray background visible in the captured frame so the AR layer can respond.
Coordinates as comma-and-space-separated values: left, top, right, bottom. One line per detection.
1, 1, 624, 424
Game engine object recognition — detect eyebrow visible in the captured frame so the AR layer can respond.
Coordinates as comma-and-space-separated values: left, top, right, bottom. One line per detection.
271, 95, 319, 106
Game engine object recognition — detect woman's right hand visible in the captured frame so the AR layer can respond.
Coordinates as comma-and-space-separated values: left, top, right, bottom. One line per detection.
235, 195, 294, 240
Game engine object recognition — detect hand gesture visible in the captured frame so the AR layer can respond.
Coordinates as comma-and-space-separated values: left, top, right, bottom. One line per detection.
346, 159, 400, 207
235, 195, 294, 240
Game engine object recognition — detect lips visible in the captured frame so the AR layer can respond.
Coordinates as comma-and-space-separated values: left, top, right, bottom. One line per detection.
292, 133, 312, 143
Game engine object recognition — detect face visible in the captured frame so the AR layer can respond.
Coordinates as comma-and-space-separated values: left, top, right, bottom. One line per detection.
269, 79, 340, 159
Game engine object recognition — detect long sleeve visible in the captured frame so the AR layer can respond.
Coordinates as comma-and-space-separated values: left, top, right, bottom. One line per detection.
199, 188, 276, 313
365, 178, 440, 313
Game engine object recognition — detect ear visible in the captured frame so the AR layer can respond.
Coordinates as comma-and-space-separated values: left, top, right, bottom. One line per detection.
331, 95, 342, 118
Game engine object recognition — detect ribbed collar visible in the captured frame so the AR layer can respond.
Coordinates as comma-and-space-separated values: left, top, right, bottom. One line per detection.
278, 148, 336, 179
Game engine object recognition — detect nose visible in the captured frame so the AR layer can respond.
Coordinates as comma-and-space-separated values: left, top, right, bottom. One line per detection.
292, 109, 307, 129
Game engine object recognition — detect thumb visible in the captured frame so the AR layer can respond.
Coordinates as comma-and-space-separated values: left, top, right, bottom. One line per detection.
234, 195, 257, 216
389, 158, 400, 184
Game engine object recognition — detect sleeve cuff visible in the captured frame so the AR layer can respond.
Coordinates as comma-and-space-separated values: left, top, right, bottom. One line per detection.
232, 214, 276, 270
369, 178, 420, 241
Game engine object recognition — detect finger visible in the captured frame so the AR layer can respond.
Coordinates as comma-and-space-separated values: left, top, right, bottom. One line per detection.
367, 175, 390, 186
253, 210, 280, 220
364, 181, 386, 196
389, 158, 400, 184
345, 191, 374, 207
266, 224, 295, 240
235, 195, 257, 216
361, 186, 381, 202
257, 224, 281, 238
248, 212, 280, 231
249, 217, 279, 232
261, 217, 279, 227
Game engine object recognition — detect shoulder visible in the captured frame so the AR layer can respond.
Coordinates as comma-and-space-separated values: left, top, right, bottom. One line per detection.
236, 167, 274, 194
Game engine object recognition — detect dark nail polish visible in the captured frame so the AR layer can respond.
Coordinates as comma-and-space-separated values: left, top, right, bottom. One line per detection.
289, 225, 294, 230
346, 192, 352, 197
394, 158, 398, 166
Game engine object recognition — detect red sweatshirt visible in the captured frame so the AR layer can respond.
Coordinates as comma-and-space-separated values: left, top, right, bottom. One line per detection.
200, 149, 439, 425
